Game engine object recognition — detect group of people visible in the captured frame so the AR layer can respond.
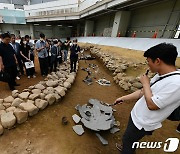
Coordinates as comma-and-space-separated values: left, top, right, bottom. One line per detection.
0, 32, 80, 90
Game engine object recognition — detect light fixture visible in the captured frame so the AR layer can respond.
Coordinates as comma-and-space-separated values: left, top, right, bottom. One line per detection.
68, 26, 73, 28
46, 25, 52, 26
58, 25, 62, 26
34, 24, 39, 26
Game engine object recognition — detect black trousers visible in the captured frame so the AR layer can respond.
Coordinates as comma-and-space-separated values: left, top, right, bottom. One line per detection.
17, 56, 24, 75
70, 58, 78, 72
50, 59, 57, 72
4, 65, 17, 89
38, 57, 49, 76
122, 116, 153, 154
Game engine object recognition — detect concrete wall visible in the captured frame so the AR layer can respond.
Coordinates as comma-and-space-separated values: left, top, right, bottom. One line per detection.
0, 3, 14, 9
76, 37, 180, 57
127, 0, 180, 38
0, 23, 31, 37
94, 13, 115, 36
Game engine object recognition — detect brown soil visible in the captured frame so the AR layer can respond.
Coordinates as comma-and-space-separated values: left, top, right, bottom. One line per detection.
0, 46, 179, 154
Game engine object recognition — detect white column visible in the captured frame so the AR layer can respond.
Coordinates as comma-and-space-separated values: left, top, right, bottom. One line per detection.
84, 20, 94, 37
29, 24, 34, 39
111, 11, 131, 37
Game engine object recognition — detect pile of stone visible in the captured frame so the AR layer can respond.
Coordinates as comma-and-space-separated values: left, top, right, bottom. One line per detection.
90, 47, 154, 92
72, 99, 120, 145
0, 63, 78, 135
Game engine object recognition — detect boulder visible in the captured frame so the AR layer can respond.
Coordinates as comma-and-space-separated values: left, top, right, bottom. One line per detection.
43, 87, 54, 95
11, 98, 23, 107
54, 86, 66, 97
0, 124, 3, 135
34, 84, 46, 90
6, 107, 16, 112
45, 94, 56, 105
4, 96, 14, 103
26, 100, 35, 104
29, 94, 39, 100
19, 103, 39, 116
132, 82, 142, 89
0, 110, 6, 116
3, 103, 11, 108
66, 77, 74, 84
40, 93, 45, 99
35, 99, 48, 110
12, 90, 19, 98
53, 93, 61, 102
1, 112, 16, 129
46, 81, 58, 87
63, 82, 71, 89
0, 104, 5, 110
14, 108, 28, 124
0, 99, 3, 104
32, 89, 41, 94
18, 92, 30, 100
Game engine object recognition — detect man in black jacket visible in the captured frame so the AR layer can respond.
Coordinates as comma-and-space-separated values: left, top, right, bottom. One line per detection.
0, 32, 19, 90
70, 39, 80, 73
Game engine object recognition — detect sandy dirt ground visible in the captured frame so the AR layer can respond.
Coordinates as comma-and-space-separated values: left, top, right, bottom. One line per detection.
0, 45, 179, 154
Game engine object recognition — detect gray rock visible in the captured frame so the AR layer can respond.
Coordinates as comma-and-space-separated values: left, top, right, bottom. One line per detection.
11, 98, 23, 107
26, 100, 35, 104
4, 96, 14, 103
34, 84, 46, 90
0, 124, 3, 135
12, 90, 19, 98
0, 104, 5, 110
45, 94, 56, 105
35, 99, 48, 110
63, 82, 71, 89
14, 108, 28, 124
46, 81, 58, 87
96, 133, 108, 145
54, 86, 66, 97
6, 107, 16, 112
18, 92, 30, 100
132, 82, 142, 89
40, 93, 45, 99
72, 125, 84, 136
29, 94, 39, 100
1, 112, 16, 129
19, 103, 39, 116
3, 103, 11, 108
0, 110, 6, 116
43, 87, 54, 95
32, 89, 41, 94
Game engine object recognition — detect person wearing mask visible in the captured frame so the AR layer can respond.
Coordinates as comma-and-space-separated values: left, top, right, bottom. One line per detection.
50, 39, 58, 72
10, 34, 24, 79
35, 33, 49, 76
70, 39, 80, 73
57, 39, 63, 66
20, 37, 35, 79
25, 35, 36, 78
114, 43, 180, 154
0, 32, 20, 90
63, 37, 71, 62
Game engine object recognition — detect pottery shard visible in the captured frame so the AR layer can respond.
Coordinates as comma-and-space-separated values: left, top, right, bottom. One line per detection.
29, 94, 39, 100
46, 81, 58, 87
54, 86, 66, 97
32, 89, 41, 94
11, 98, 23, 107
14, 108, 28, 124
0, 124, 3, 135
19, 103, 39, 116
18, 92, 30, 100
35, 99, 48, 110
4, 96, 14, 103
34, 84, 46, 90
45, 94, 56, 105
1, 112, 16, 129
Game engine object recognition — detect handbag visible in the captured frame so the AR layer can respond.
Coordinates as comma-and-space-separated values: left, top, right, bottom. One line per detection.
150, 73, 180, 121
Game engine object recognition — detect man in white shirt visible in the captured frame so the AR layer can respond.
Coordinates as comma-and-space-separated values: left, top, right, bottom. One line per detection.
114, 43, 180, 154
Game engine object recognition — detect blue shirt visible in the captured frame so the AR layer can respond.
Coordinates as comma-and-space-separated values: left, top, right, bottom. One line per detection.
35, 40, 48, 58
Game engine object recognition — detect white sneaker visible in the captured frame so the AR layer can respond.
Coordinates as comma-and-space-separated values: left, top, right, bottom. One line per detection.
16, 76, 20, 80
27, 76, 30, 79
33, 75, 36, 78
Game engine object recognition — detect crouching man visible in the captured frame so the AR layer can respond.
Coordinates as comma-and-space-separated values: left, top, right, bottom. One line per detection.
114, 43, 180, 154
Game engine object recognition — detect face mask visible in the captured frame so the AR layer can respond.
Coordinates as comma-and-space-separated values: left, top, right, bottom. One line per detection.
23, 41, 27, 44
40, 38, 44, 41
